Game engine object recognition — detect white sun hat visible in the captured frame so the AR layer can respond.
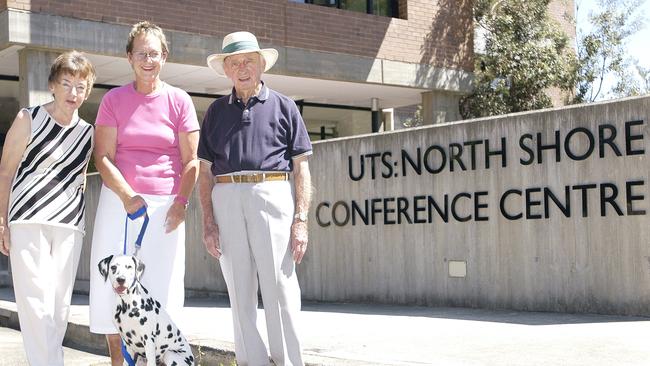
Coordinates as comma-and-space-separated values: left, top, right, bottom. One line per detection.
206, 31, 279, 77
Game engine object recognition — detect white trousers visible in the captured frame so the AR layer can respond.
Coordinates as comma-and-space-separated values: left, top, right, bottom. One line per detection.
212, 180, 303, 366
9, 223, 83, 366
89, 186, 186, 334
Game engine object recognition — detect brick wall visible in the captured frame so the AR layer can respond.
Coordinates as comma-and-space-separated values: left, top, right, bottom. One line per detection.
5, 0, 474, 71
548, 0, 576, 106
393, 0, 473, 70
549, 0, 576, 41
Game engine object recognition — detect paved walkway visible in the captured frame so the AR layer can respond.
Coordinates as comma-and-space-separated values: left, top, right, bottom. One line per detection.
0, 326, 110, 366
2, 286, 650, 365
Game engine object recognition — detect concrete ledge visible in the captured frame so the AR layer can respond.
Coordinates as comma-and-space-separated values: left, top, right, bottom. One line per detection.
0, 305, 19, 328
62, 321, 110, 356
0, 9, 473, 92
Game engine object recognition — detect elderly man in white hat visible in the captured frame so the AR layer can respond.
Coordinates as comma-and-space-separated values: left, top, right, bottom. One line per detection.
197, 31, 312, 366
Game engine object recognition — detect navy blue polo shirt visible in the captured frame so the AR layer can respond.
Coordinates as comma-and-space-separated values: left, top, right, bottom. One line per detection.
198, 83, 312, 176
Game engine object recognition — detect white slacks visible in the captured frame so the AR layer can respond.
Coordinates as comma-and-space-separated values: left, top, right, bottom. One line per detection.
212, 180, 303, 366
89, 186, 186, 334
9, 223, 83, 366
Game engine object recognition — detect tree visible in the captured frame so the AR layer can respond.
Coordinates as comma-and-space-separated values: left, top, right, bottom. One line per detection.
609, 62, 650, 97
574, 0, 647, 102
460, 0, 577, 119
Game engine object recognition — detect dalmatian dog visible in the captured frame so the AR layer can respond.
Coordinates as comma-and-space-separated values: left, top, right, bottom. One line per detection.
99, 255, 194, 366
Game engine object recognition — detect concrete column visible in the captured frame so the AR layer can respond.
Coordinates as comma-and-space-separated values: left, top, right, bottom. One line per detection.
19, 48, 58, 107
371, 97, 380, 132
337, 110, 372, 137
421, 90, 462, 125
382, 108, 394, 132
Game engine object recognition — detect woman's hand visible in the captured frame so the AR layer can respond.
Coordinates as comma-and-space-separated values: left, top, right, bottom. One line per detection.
0, 218, 10, 256
164, 202, 186, 233
123, 195, 147, 215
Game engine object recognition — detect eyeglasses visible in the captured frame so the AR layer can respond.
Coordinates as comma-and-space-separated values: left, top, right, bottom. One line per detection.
58, 80, 87, 95
132, 50, 164, 61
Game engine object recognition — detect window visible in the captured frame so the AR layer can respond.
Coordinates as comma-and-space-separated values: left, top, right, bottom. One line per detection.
340, 0, 366, 13
311, 0, 337, 5
294, 0, 399, 17
370, 0, 396, 17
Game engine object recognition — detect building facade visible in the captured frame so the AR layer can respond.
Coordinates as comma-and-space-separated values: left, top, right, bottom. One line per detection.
0, 0, 476, 141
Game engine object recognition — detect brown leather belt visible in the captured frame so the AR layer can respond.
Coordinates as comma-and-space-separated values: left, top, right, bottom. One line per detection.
214, 172, 289, 184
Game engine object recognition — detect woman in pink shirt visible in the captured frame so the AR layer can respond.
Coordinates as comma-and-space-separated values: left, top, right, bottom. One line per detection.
88, 21, 199, 366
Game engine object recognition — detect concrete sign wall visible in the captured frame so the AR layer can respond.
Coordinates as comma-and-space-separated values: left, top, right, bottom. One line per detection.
74, 96, 650, 316
300, 96, 650, 316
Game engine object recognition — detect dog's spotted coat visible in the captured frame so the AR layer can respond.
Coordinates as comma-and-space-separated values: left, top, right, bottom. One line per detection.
99, 255, 194, 366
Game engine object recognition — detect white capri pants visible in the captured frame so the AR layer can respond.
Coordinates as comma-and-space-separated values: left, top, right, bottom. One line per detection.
9, 222, 83, 366
89, 185, 185, 334
213, 180, 303, 366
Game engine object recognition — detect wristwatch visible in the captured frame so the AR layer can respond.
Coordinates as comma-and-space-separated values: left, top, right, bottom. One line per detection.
294, 212, 308, 223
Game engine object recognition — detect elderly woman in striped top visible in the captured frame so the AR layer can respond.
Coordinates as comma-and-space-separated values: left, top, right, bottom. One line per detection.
0, 50, 96, 366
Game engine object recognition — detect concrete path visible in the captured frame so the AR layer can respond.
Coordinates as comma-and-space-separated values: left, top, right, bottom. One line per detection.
2, 287, 650, 365
0, 326, 110, 366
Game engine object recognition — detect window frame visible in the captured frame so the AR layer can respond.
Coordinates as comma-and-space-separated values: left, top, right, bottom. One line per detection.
300, 0, 399, 18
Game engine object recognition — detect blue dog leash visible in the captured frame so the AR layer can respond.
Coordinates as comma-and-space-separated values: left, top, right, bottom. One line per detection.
122, 342, 136, 366
123, 205, 149, 256
121, 205, 149, 366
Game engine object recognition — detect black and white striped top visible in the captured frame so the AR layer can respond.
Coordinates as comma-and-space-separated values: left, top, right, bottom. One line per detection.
9, 106, 94, 233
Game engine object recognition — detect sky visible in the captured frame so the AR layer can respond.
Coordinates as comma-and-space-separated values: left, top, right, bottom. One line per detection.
625, 2, 650, 67
576, 0, 650, 98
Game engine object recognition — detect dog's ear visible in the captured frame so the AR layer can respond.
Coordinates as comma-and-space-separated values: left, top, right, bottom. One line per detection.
132, 256, 145, 281
98, 255, 113, 281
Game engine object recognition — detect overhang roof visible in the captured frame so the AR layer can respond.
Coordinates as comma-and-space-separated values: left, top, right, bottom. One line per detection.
0, 45, 428, 109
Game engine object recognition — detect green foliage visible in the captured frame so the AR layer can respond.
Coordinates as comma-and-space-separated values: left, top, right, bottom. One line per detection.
574, 0, 647, 102
401, 105, 423, 128
460, 0, 577, 119
610, 62, 650, 97
634, 64, 650, 94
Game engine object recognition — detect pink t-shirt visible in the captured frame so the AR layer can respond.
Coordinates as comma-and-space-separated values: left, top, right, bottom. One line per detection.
96, 82, 199, 195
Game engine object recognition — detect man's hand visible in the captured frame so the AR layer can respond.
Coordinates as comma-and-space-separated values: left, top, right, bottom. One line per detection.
0, 217, 10, 256
291, 221, 308, 264
165, 202, 186, 233
203, 220, 221, 259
